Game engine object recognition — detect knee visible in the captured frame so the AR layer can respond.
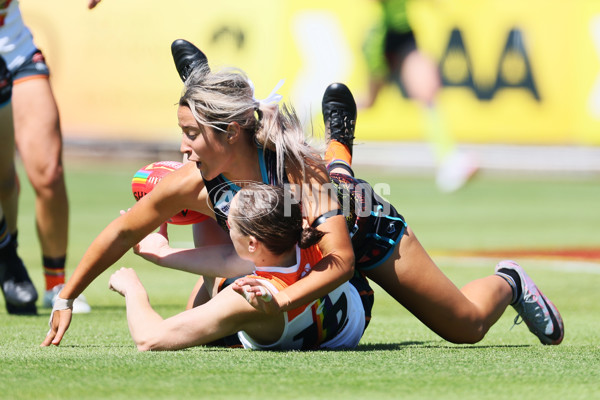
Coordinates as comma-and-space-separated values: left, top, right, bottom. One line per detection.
443, 317, 488, 345
30, 161, 65, 196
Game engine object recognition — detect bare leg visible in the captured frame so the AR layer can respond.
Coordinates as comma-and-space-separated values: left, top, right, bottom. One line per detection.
186, 276, 213, 310
366, 226, 512, 344
12, 78, 68, 258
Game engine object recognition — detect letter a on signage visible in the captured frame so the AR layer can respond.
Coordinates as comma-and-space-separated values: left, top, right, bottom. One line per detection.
493, 28, 540, 101
439, 28, 476, 90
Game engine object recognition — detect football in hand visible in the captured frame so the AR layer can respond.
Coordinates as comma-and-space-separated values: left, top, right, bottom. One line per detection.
131, 161, 208, 225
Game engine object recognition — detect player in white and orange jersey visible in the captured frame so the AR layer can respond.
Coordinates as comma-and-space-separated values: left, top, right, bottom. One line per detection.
106, 184, 369, 351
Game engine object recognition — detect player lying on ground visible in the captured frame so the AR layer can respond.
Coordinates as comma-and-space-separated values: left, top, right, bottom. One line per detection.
108, 184, 367, 351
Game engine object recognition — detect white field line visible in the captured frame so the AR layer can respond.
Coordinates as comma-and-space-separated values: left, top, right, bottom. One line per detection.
171, 241, 600, 274
432, 255, 600, 274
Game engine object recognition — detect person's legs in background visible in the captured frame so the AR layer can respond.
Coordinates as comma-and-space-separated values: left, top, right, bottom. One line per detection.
400, 48, 478, 193
11, 53, 90, 313
0, 58, 38, 314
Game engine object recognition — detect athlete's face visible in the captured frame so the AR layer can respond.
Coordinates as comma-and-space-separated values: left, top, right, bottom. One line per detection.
178, 105, 228, 181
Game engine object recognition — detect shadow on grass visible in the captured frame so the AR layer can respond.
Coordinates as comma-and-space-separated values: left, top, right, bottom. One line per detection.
354, 342, 532, 351
51, 344, 133, 349
355, 341, 430, 351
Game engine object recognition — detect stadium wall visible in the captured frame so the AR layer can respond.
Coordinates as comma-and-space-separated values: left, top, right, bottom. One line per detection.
20, 0, 600, 145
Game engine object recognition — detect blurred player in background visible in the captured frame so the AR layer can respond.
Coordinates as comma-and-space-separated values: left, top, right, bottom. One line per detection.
0, 0, 101, 314
361, 0, 478, 192
108, 184, 368, 351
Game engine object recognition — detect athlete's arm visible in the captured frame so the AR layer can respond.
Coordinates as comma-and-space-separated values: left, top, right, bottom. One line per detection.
134, 223, 254, 278
108, 268, 281, 351
237, 165, 354, 313
41, 164, 208, 347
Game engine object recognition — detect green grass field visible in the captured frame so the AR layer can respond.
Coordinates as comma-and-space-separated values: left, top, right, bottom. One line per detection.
1, 157, 599, 400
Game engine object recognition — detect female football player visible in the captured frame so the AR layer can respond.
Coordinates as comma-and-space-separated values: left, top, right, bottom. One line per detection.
108, 184, 367, 350
42, 41, 563, 348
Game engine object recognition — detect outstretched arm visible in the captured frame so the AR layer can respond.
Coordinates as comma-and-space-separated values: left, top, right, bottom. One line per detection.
41, 164, 209, 347
134, 223, 253, 278
108, 268, 281, 351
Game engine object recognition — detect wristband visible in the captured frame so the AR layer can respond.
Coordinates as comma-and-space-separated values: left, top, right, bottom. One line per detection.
48, 296, 74, 328
53, 297, 74, 311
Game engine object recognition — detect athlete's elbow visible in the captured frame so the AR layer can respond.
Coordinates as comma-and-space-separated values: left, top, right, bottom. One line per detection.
136, 341, 152, 352
134, 332, 167, 352
341, 252, 355, 281
136, 338, 170, 352
136, 329, 189, 352
135, 335, 157, 352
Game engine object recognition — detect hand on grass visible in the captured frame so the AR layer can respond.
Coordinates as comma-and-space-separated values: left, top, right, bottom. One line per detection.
41, 305, 72, 347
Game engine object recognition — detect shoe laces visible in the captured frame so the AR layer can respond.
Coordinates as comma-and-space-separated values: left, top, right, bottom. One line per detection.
511, 291, 546, 330
511, 314, 523, 330
328, 109, 355, 141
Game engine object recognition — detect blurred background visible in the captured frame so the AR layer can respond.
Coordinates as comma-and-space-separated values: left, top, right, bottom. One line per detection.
19, 0, 600, 173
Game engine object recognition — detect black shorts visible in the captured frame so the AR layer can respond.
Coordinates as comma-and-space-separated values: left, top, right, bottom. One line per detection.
349, 271, 374, 331
384, 29, 417, 98
384, 29, 417, 74
0, 56, 12, 106
330, 173, 407, 272
11, 50, 50, 82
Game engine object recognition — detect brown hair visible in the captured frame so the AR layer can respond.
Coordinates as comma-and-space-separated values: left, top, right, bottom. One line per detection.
229, 184, 324, 255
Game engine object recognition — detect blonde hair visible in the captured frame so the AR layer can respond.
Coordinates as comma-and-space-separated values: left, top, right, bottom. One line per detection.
179, 65, 327, 185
